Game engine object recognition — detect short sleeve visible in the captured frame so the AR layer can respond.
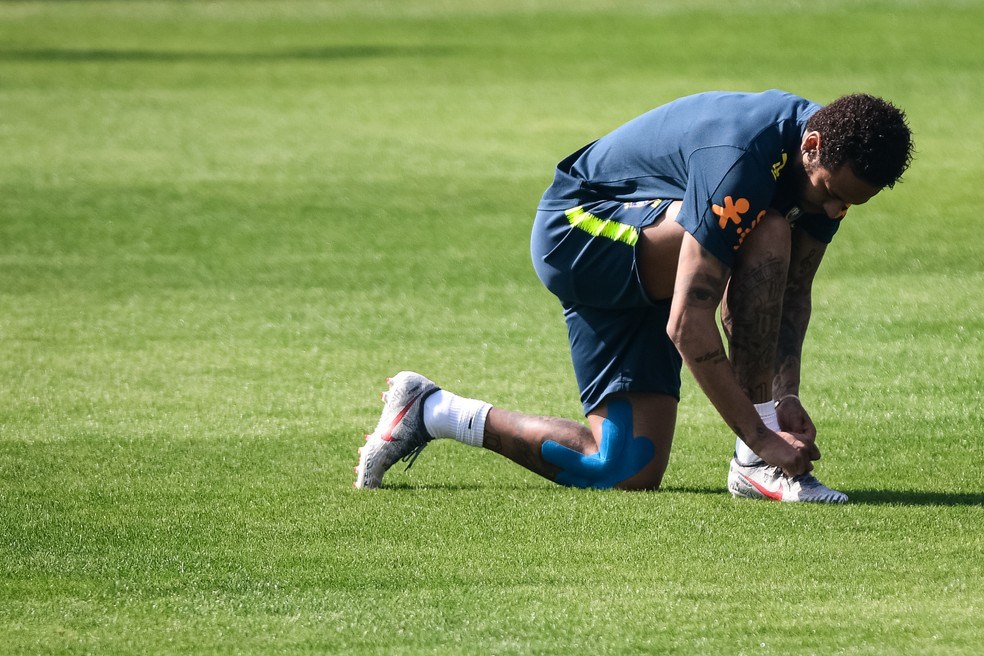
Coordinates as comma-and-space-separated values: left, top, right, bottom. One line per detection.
675, 146, 777, 267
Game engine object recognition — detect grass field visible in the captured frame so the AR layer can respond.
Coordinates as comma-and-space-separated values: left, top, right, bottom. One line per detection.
1, 1, 981, 653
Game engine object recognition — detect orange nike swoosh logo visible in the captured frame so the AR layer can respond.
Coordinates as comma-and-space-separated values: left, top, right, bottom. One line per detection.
739, 472, 783, 501
380, 393, 422, 442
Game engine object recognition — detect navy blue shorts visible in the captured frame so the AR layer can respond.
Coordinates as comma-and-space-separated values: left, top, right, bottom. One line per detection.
531, 199, 683, 414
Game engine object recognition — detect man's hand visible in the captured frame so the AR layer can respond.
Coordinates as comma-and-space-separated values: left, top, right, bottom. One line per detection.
753, 429, 821, 477
776, 395, 817, 440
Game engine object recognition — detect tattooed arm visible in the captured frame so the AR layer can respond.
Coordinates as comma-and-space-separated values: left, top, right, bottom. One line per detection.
773, 228, 828, 438
668, 230, 817, 476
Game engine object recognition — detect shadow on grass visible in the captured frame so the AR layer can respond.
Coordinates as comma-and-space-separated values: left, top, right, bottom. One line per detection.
380, 484, 984, 506
0, 46, 454, 63
843, 489, 984, 507
377, 482, 540, 492
664, 486, 983, 506
660, 485, 729, 496
383, 483, 734, 494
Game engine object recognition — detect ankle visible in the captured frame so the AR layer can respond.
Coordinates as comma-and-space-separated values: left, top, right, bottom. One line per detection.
422, 390, 492, 447
734, 401, 777, 466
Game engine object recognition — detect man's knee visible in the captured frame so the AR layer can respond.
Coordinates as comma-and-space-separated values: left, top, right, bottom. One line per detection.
615, 450, 669, 490
540, 398, 663, 490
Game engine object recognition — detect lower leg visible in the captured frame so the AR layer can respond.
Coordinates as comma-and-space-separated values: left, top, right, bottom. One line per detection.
483, 393, 676, 490
423, 386, 598, 481
425, 388, 676, 490
482, 408, 597, 481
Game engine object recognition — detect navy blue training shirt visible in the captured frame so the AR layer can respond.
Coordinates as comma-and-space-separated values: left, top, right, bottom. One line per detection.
538, 90, 843, 266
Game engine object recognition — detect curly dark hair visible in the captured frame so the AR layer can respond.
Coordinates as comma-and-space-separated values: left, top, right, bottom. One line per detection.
806, 94, 913, 188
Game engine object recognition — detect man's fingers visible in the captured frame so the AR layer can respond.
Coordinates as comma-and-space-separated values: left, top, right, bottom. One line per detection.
774, 431, 819, 476
782, 457, 813, 478
795, 432, 821, 461
808, 441, 821, 461
793, 439, 818, 474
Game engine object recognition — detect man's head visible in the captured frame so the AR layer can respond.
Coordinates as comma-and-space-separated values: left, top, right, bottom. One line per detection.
795, 94, 914, 219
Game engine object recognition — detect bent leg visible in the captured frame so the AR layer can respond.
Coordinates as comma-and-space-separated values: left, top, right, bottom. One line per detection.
519, 199, 683, 490
483, 392, 677, 490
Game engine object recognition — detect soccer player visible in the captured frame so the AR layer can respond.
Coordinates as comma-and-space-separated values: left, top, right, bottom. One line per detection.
355, 90, 913, 502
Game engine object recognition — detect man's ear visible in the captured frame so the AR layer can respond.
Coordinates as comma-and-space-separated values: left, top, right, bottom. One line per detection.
801, 130, 822, 156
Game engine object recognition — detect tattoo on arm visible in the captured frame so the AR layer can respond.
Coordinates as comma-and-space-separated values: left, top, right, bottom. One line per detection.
774, 311, 807, 397
694, 347, 728, 364
774, 238, 824, 398
683, 270, 729, 309
793, 247, 820, 283
733, 423, 772, 444
725, 254, 787, 397
687, 276, 720, 307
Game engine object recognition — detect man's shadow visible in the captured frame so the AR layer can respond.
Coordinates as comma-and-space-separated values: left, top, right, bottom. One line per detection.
664, 486, 983, 506
381, 483, 983, 505
839, 489, 983, 506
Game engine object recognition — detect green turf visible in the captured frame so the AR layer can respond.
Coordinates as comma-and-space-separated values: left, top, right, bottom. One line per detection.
1, 1, 981, 653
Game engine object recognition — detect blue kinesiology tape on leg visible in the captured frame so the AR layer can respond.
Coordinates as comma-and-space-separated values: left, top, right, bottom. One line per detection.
540, 398, 654, 489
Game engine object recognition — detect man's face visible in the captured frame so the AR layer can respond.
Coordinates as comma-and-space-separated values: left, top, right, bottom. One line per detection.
797, 149, 881, 219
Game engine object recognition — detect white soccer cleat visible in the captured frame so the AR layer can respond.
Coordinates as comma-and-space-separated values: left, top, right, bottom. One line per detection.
728, 457, 848, 503
354, 371, 440, 490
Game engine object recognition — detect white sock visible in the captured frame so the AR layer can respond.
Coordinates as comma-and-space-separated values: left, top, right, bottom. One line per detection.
422, 390, 491, 448
734, 401, 778, 466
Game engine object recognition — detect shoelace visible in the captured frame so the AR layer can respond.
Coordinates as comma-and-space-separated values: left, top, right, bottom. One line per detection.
401, 442, 430, 471
762, 466, 823, 489
792, 473, 821, 487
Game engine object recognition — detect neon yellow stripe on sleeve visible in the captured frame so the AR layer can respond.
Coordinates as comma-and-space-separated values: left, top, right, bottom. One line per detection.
565, 206, 639, 246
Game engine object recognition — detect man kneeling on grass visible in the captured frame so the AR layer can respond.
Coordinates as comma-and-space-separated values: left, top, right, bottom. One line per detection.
355, 90, 913, 503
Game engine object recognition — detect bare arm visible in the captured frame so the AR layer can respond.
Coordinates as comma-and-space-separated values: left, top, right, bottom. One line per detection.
668, 231, 817, 476
773, 228, 828, 437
